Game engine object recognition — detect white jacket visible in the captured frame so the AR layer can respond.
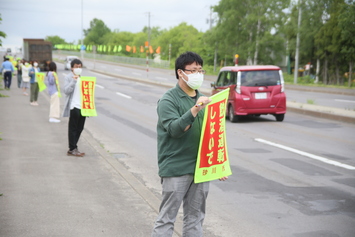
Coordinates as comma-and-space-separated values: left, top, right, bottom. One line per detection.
21, 65, 31, 82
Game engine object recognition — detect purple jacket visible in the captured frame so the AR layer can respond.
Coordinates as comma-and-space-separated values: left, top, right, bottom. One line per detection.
45, 71, 58, 96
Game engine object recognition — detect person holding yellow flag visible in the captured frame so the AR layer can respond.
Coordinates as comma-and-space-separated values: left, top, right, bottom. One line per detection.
45, 62, 61, 123
62, 58, 86, 157
29, 61, 40, 106
151, 52, 228, 237
21, 61, 31, 96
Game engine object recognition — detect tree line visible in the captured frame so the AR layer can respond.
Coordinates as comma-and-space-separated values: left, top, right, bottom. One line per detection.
46, 0, 355, 86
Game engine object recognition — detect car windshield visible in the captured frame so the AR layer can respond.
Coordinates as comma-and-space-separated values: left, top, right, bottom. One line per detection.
240, 70, 280, 87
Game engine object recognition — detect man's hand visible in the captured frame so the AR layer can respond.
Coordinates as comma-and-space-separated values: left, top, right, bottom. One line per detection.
195, 96, 212, 109
190, 96, 212, 117
219, 176, 228, 181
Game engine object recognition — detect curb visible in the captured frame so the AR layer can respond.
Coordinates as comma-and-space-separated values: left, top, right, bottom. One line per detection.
287, 101, 355, 124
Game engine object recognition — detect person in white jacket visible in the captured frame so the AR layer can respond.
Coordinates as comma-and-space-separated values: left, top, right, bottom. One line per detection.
21, 62, 31, 96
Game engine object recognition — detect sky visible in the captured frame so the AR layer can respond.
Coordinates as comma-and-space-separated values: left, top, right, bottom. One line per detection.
1, 0, 220, 51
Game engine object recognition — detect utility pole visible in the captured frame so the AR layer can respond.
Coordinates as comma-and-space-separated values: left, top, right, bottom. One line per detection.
168, 44, 171, 66
81, 0, 84, 60
294, 0, 302, 84
214, 42, 217, 72
209, 6, 213, 30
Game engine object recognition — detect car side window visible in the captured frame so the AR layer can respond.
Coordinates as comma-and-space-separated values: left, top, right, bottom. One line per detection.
225, 72, 236, 85
216, 72, 226, 86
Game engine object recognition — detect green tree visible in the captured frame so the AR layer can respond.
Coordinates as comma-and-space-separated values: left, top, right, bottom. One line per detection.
338, 0, 355, 87
157, 23, 203, 61
84, 18, 111, 45
105, 31, 135, 56
211, 0, 289, 66
45, 35, 67, 46
0, 14, 6, 46
315, 0, 345, 84
283, 0, 329, 79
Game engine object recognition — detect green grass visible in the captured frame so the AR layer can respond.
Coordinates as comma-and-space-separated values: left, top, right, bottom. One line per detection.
307, 99, 315, 105
283, 73, 355, 89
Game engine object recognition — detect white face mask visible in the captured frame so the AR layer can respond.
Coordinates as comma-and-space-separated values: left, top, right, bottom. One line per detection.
73, 68, 82, 75
34, 62, 38, 67
181, 71, 204, 90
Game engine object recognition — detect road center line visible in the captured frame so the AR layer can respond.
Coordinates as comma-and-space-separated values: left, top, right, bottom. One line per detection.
255, 138, 355, 170
91, 72, 112, 78
96, 84, 104, 89
335, 99, 355, 103
116, 92, 132, 99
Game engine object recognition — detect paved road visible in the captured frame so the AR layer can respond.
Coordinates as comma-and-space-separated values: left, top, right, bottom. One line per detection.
1, 55, 354, 237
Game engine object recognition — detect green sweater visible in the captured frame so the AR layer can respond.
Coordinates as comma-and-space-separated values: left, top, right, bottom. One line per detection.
157, 83, 205, 177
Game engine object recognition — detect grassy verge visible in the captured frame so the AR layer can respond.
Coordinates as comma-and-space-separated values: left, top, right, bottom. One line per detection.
283, 73, 355, 89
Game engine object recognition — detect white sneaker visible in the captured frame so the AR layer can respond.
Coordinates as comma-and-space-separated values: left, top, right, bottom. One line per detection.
49, 118, 61, 123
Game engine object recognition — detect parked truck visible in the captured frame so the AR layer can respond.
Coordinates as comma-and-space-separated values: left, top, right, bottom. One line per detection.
23, 38, 52, 71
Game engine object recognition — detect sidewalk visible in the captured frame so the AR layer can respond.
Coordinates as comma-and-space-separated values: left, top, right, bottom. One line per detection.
0, 88, 183, 237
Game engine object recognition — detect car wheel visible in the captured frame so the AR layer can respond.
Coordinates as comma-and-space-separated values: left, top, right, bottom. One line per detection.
229, 105, 239, 123
275, 114, 285, 122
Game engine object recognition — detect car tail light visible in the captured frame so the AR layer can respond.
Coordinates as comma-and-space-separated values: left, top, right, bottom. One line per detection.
236, 71, 241, 94
279, 70, 285, 93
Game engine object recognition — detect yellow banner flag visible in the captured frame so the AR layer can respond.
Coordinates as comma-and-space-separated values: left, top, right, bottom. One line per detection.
80, 77, 97, 117
194, 88, 232, 183
53, 72, 62, 98
36, 72, 47, 92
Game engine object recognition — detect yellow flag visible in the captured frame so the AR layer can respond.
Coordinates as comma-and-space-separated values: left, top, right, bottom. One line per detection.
53, 72, 62, 98
194, 88, 232, 183
80, 77, 97, 117
36, 72, 47, 92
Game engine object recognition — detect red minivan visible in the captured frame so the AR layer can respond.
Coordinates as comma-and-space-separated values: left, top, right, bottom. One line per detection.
211, 65, 286, 122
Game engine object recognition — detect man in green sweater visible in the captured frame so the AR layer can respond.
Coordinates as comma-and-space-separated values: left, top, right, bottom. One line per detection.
152, 51, 227, 237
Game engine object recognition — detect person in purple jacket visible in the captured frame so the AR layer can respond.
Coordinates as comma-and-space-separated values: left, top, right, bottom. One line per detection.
45, 62, 61, 123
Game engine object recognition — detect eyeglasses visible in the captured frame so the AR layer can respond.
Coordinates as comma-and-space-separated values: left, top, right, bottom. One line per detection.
183, 69, 206, 74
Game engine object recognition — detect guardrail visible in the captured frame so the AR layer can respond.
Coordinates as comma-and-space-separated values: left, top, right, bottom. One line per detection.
54, 50, 170, 69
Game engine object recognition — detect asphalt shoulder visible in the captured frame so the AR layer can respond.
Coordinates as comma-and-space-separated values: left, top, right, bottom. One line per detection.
0, 88, 161, 236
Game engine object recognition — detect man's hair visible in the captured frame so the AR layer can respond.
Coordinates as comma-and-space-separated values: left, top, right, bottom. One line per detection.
175, 51, 203, 79
71, 58, 82, 68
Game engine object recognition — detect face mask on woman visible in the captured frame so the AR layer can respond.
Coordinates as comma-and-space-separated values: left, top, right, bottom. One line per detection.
181, 71, 204, 90
34, 62, 38, 67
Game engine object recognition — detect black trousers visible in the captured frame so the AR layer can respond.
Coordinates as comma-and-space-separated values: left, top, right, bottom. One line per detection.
4, 71, 12, 89
68, 108, 86, 151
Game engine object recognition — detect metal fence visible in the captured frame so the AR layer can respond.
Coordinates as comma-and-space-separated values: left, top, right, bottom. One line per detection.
54, 50, 170, 69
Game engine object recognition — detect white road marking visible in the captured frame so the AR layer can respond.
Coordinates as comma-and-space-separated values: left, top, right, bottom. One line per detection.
91, 72, 111, 78
132, 72, 142, 76
116, 92, 132, 99
115, 68, 122, 72
255, 138, 355, 170
335, 99, 355, 103
156, 76, 168, 80
96, 84, 104, 89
